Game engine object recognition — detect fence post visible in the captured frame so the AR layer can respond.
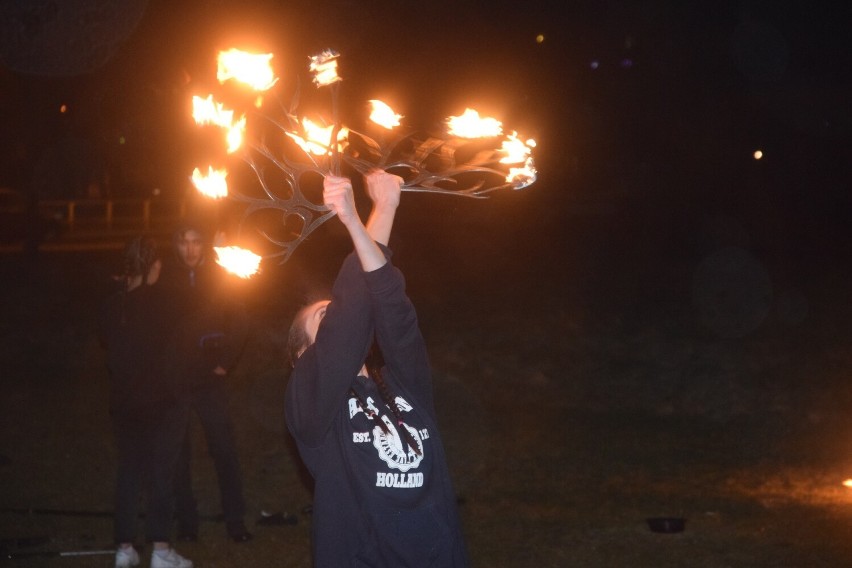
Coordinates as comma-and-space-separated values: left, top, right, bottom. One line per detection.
143, 200, 151, 229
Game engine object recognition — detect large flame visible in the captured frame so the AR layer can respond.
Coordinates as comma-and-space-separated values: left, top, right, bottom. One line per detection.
192, 94, 234, 128
447, 108, 503, 138
192, 95, 246, 153
309, 49, 341, 87
368, 100, 402, 129
214, 246, 262, 278
499, 132, 536, 164
286, 118, 349, 156
191, 166, 229, 199
217, 49, 278, 91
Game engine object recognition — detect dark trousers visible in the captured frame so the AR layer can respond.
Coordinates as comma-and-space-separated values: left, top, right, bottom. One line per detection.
113, 402, 187, 544
175, 378, 246, 534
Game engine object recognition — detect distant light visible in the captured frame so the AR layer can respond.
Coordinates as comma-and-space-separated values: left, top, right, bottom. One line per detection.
152, 188, 161, 197
753, 149, 763, 160
59, 104, 68, 113
119, 136, 126, 145
620, 58, 634, 68
590, 60, 600, 70
536, 34, 545, 44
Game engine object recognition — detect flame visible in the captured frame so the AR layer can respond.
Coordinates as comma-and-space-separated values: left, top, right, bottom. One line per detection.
225, 115, 247, 153
192, 94, 234, 128
368, 100, 402, 129
214, 246, 262, 278
843, 479, 852, 488
191, 166, 229, 199
217, 49, 278, 91
500, 132, 536, 164
506, 157, 537, 190
309, 49, 341, 87
447, 108, 503, 138
286, 118, 349, 156
192, 95, 246, 153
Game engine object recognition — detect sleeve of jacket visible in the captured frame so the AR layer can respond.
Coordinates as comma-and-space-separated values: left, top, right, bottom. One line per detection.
285, 252, 375, 448
363, 248, 434, 408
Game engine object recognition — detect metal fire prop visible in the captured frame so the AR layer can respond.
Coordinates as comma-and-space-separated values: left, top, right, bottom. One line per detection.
191, 48, 538, 275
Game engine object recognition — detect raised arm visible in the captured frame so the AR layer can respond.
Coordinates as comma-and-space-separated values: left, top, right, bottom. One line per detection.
285, 174, 390, 446
363, 169, 402, 247
322, 174, 386, 272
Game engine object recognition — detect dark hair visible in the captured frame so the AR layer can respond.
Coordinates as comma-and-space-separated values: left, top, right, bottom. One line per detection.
117, 235, 159, 325
286, 304, 313, 367
355, 346, 422, 456
121, 235, 159, 282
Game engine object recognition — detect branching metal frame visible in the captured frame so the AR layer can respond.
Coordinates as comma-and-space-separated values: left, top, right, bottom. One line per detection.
218, 75, 536, 263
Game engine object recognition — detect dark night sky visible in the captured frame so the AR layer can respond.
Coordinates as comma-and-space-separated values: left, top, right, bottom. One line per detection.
0, 0, 850, 258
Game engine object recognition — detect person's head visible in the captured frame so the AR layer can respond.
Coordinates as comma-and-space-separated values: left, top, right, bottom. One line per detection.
174, 227, 205, 268
121, 235, 161, 290
287, 299, 331, 366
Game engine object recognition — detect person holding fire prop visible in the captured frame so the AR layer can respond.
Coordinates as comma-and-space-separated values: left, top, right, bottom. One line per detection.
285, 170, 469, 567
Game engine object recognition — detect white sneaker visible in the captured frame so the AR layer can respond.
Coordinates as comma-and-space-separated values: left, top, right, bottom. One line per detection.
150, 548, 193, 568
115, 546, 140, 568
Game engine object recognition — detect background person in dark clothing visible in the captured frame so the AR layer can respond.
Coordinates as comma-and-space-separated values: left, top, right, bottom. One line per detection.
159, 221, 252, 543
99, 235, 194, 568
285, 171, 469, 567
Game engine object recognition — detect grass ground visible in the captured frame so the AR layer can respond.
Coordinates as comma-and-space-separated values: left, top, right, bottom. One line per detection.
2, 189, 852, 566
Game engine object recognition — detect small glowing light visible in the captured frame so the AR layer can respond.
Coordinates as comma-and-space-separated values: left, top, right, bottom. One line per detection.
590, 60, 600, 70
536, 34, 545, 44
447, 108, 503, 138
119, 136, 126, 145
368, 100, 402, 129
59, 104, 68, 113
753, 150, 763, 160
620, 58, 634, 68
843, 479, 852, 488
214, 246, 262, 278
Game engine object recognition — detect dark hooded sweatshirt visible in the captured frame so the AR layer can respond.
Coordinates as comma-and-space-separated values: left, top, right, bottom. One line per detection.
285, 248, 469, 568
99, 282, 185, 411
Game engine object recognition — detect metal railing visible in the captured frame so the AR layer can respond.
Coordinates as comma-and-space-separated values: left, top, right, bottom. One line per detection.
39, 198, 187, 231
